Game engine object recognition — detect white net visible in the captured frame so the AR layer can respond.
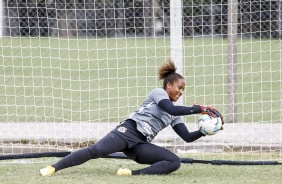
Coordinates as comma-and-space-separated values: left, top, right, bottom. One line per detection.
0, 0, 281, 162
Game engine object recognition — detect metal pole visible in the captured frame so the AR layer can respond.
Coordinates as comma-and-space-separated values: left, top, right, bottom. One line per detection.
0, 0, 3, 36
227, 0, 238, 123
170, 0, 183, 105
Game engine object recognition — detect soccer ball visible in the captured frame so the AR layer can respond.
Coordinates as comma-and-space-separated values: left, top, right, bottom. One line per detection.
197, 114, 222, 135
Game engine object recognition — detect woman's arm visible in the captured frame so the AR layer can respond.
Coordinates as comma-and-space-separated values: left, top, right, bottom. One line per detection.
172, 123, 205, 143
158, 99, 201, 116
158, 99, 223, 124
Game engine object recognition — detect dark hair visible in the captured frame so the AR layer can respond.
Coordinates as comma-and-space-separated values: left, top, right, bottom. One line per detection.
158, 59, 184, 89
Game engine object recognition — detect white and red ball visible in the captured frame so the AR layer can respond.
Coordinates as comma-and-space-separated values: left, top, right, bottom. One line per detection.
197, 114, 222, 135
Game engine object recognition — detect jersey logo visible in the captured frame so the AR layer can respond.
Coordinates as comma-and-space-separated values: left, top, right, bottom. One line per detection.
117, 126, 127, 133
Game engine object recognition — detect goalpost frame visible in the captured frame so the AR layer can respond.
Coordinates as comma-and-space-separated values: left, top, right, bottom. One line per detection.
0, 0, 3, 36
170, 0, 183, 106
1, 151, 280, 165
227, 0, 238, 123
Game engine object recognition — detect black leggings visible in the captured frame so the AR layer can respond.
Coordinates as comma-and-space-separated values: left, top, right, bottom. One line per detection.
128, 143, 181, 175
52, 132, 181, 175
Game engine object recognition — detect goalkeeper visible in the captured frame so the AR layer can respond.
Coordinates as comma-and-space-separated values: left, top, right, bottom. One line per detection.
40, 60, 223, 176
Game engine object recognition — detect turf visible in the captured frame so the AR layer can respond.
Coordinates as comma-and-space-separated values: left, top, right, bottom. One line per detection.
0, 158, 281, 184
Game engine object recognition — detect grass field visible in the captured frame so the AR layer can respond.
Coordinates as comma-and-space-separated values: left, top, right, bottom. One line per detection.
0, 158, 281, 184
0, 37, 281, 123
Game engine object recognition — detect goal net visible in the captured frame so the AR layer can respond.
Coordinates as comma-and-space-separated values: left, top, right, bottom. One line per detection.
0, 0, 281, 163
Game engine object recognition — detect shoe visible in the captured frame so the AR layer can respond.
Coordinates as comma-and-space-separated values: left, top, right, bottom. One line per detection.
115, 168, 132, 176
39, 165, 56, 176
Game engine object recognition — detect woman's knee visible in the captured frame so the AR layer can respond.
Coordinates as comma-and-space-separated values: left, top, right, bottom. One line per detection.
169, 156, 181, 172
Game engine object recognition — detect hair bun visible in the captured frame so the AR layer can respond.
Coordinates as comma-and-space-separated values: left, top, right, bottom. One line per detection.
158, 59, 177, 80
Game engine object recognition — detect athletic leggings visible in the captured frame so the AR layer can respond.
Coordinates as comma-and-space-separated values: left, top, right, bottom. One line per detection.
52, 121, 181, 175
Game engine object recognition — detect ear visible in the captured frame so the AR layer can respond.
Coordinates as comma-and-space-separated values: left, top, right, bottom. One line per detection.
166, 82, 172, 89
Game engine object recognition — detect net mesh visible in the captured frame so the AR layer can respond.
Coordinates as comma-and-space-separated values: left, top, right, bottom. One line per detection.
0, 0, 281, 162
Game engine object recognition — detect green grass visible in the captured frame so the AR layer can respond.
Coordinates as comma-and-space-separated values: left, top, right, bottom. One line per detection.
0, 158, 281, 184
0, 37, 281, 123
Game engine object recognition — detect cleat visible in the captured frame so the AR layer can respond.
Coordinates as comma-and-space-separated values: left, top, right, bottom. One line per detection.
115, 168, 132, 176
39, 165, 55, 176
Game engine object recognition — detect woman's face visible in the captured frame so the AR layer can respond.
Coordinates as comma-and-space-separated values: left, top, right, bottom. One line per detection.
165, 78, 185, 102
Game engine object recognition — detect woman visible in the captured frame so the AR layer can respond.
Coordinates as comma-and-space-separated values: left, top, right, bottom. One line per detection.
40, 60, 223, 176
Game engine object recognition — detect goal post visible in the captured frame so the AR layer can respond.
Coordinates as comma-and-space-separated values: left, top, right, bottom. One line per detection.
0, 0, 3, 37
0, 0, 281, 164
170, 0, 183, 105
227, 0, 238, 123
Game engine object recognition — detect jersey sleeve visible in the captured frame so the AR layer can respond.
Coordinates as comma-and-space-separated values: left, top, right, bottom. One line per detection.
148, 88, 170, 104
171, 116, 184, 127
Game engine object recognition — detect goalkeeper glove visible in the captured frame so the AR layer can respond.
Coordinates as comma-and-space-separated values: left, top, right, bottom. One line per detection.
211, 108, 224, 126
193, 104, 224, 125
